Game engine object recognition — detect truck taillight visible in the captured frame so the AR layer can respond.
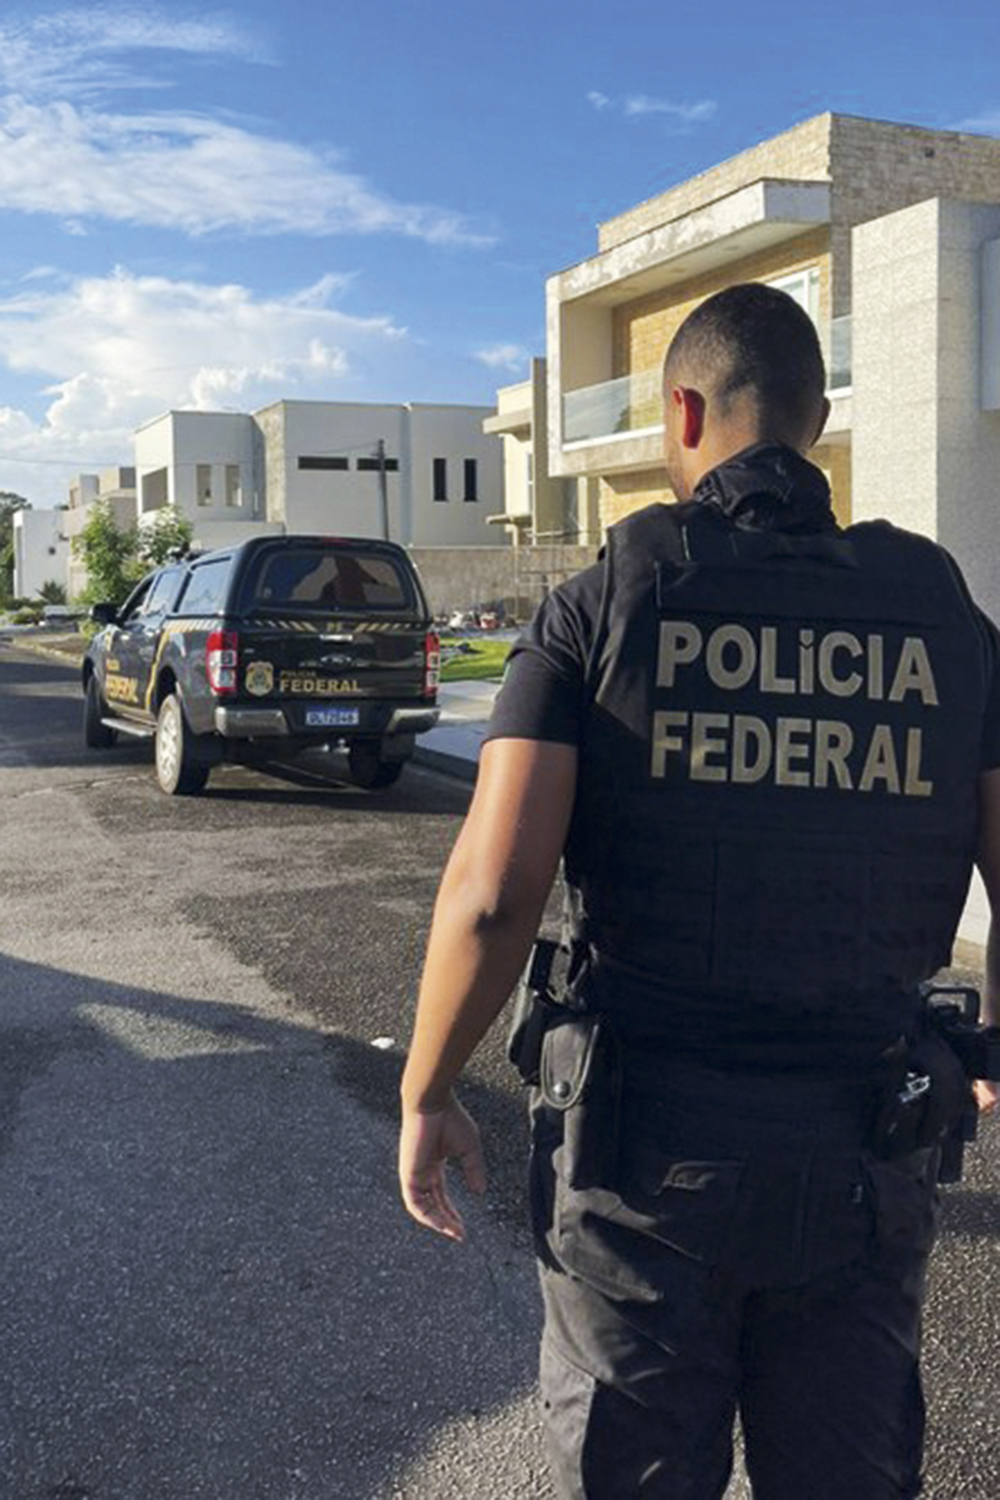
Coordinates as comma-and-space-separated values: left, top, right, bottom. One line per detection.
423, 631, 440, 698
206, 629, 239, 694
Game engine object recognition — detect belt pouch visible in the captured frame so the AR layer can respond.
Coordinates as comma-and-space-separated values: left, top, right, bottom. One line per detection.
540, 1014, 620, 1191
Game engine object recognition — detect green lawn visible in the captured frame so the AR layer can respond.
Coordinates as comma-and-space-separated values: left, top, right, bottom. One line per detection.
439, 636, 512, 682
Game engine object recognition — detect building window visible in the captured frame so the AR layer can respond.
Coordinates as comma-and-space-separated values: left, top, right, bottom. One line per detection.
356, 456, 400, 472
225, 465, 242, 508
298, 456, 349, 471
767, 267, 820, 326
433, 457, 448, 502
463, 458, 478, 502
196, 464, 212, 507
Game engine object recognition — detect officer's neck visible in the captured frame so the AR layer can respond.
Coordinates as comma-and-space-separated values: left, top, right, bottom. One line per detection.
685, 424, 804, 496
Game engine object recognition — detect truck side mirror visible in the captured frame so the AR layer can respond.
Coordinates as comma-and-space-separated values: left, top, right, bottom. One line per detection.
89, 602, 118, 626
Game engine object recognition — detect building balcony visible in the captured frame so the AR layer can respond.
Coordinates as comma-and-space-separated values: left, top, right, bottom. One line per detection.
558, 314, 854, 467
563, 368, 663, 447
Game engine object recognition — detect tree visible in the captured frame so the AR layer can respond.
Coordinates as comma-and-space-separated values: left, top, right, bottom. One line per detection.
0, 491, 31, 602
38, 579, 68, 605
136, 506, 194, 567
72, 500, 139, 607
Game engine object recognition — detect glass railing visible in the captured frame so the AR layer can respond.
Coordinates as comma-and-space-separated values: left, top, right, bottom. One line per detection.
827, 314, 852, 391
563, 368, 663, 445
563, 320, 852, 449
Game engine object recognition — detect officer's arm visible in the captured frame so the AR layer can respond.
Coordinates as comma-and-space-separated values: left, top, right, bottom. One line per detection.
400, 736, 577, 1238
974, 767, 1000, 1109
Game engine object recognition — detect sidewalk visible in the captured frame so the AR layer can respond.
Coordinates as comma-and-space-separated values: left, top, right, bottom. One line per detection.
414, 679, 500, 783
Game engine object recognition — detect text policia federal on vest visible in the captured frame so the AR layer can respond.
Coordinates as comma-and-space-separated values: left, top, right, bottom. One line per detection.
651, 620, 939, 797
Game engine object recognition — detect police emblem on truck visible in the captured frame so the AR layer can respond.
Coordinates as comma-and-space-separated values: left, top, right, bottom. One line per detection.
245, 661, 275, 697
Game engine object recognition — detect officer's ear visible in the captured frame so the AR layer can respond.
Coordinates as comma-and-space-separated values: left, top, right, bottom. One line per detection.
669, 385, 706, 450
809, 396, 831, 449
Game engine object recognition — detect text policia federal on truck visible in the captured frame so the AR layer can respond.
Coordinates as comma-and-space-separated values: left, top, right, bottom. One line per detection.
81, 535, 441, 795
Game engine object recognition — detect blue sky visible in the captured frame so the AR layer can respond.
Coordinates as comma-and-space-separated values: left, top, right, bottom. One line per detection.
1, 0, 998, 504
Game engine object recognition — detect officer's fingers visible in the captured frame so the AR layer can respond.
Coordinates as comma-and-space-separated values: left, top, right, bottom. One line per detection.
402, 1172, 466, 1242
974, 1079, 998, 1114
457, 1140, 487, 1196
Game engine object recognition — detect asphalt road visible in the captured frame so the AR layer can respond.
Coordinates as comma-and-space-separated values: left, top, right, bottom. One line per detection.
2, 641, 1000, 1499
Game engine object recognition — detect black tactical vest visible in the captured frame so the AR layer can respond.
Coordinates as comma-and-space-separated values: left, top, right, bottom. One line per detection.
565, 468, 993, 1037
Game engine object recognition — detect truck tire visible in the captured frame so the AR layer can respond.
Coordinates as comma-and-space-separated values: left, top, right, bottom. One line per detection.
84, 675, 118, 749
347, 741, 405, 789
155, 693, 210, 796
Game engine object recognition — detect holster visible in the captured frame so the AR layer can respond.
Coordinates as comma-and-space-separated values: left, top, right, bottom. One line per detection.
868, 1031, 972, 1175
506, 938, 563, 1086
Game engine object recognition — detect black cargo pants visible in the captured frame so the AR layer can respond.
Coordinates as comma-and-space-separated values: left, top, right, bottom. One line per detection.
530, 1063, 938, 1500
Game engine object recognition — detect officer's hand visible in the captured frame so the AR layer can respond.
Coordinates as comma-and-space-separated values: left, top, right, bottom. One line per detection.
399, 1096, 486, 1242
974, 1079, 998, 1114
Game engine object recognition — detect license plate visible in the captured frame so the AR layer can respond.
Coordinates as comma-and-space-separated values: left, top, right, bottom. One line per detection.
305, 707, 360, 727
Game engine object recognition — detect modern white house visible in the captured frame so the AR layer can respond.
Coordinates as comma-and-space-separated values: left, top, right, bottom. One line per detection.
11, 508, 71, 600
133, 400, 504, 551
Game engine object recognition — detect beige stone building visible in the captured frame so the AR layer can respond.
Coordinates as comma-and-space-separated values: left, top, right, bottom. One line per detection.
546, 111, 1000, 542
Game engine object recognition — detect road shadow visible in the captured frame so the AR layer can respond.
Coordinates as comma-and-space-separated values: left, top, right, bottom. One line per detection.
0, 953, 544, 1500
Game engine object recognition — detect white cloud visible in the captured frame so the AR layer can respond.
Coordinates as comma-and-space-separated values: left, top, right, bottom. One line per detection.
624, 96, 717, 123
952, 111, 1000, 134
474, 343, 530, 374
0, 267, 407, 504
0, 96, 492, 244
0, 8, 268, 97
587, 90, 717, 127
0, 9, 492, 245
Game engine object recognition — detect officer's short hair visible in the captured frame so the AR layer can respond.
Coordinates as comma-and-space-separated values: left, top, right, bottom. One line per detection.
663, 283, 827, 444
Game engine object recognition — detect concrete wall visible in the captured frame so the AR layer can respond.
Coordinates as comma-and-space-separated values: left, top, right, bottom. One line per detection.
13, 510, 70, 599
409, 544, 598, 619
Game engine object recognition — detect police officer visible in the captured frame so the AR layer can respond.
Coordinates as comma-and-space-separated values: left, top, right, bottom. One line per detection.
399, 283, 1000, 1498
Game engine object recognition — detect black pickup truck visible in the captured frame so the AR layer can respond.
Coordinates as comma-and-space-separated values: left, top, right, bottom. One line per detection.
82, 535, 440, 794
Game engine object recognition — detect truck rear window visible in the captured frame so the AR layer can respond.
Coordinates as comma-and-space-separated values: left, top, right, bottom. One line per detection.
244, 548, 413, 612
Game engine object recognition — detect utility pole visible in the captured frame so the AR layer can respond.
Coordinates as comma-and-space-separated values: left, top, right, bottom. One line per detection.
376, 439, 390, 541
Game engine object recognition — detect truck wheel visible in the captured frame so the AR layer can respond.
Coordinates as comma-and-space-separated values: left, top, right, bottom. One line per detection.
155, 693, 210, 795
84, 675, 117, 749
347, 741, 405, 789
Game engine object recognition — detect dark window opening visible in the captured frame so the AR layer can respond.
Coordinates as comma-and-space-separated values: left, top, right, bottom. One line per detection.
433, 457, 448, 502
357, 456, 400, 472
464, 458, 478, 502
298, 456, 349, 471
245, 547, 412, 612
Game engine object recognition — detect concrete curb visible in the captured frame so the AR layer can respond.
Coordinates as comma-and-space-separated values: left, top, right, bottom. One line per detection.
0, 635, 85, 667
413, 743, 479, 784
